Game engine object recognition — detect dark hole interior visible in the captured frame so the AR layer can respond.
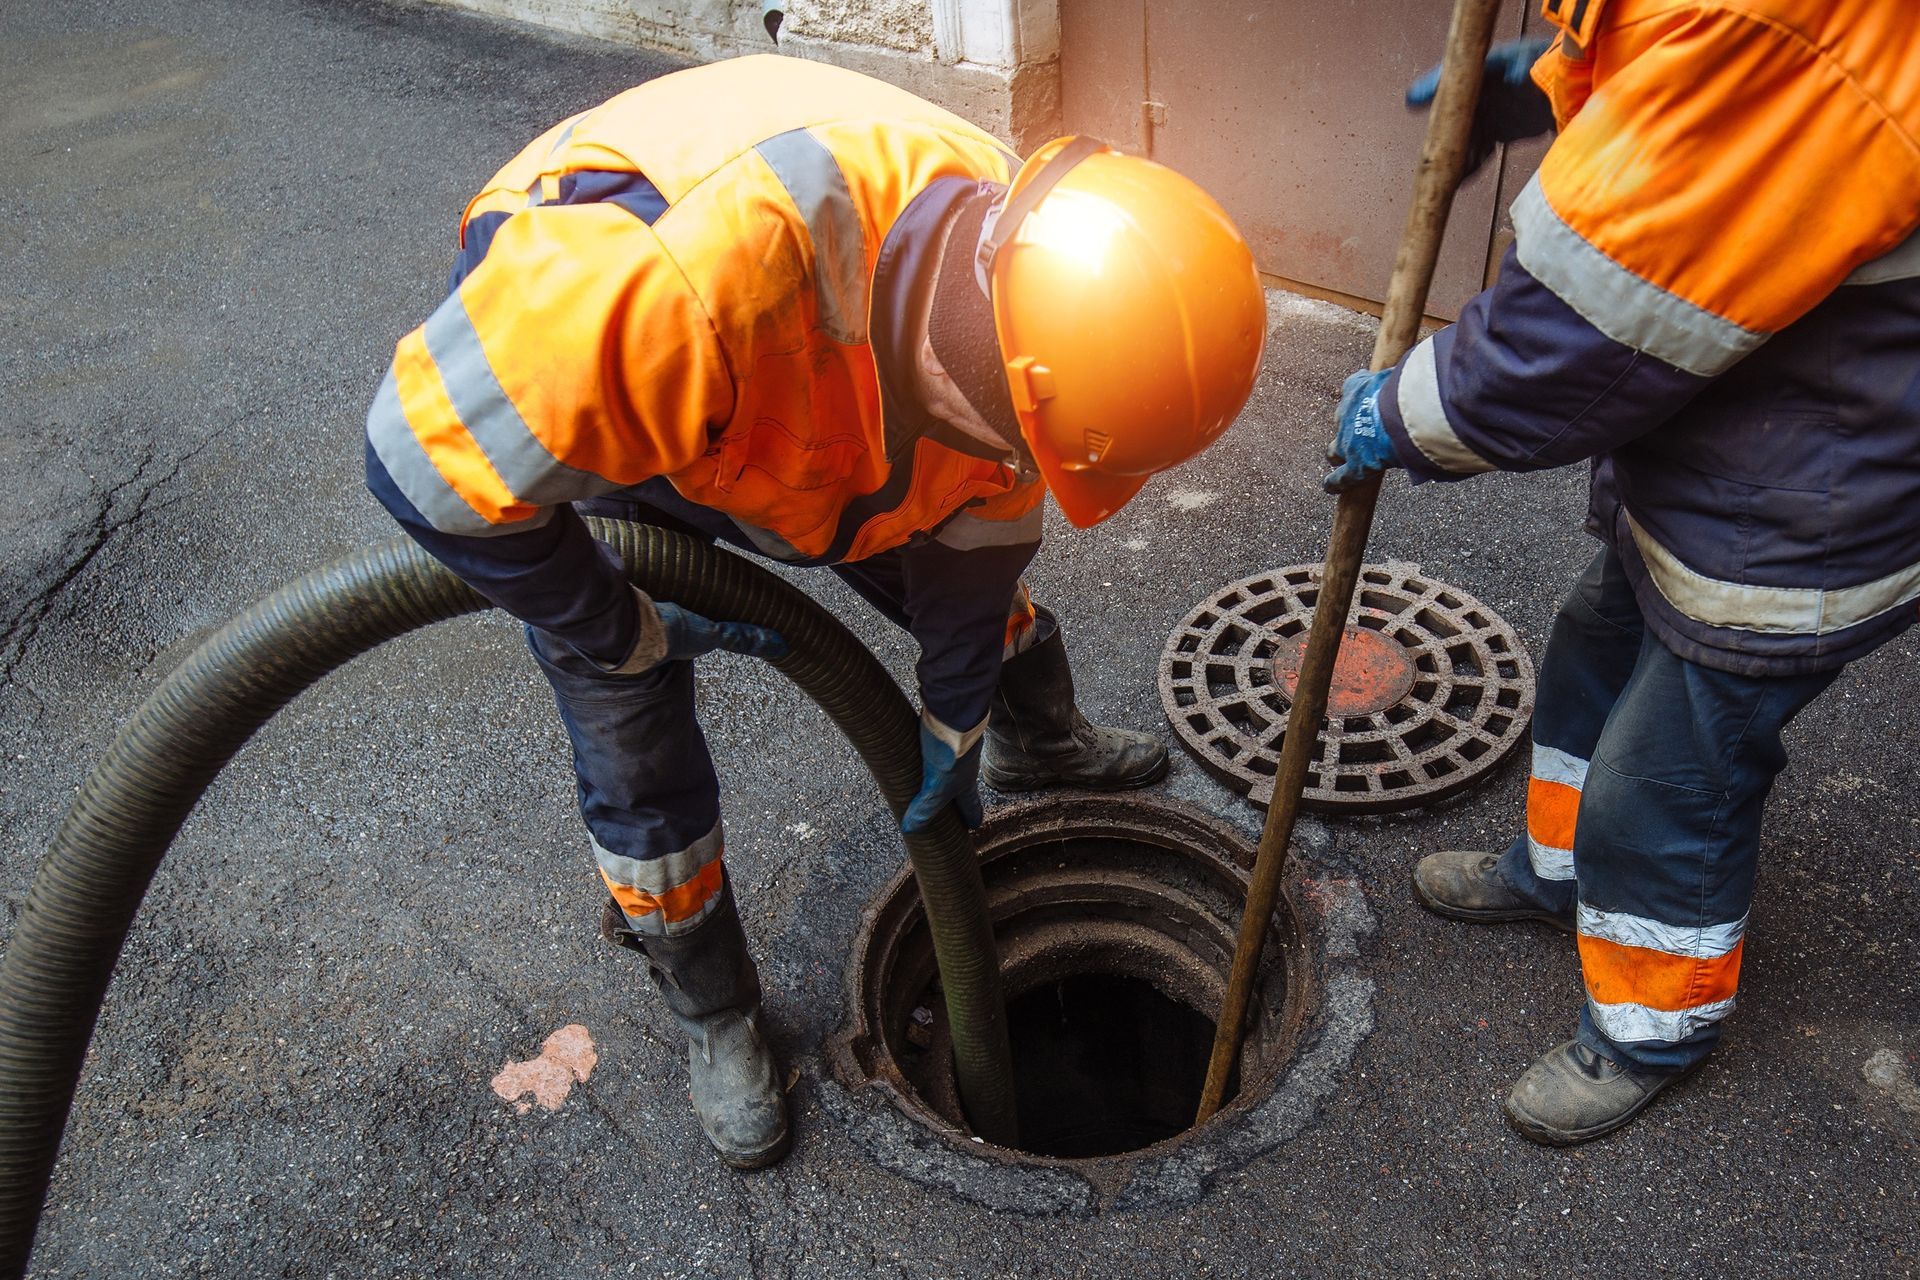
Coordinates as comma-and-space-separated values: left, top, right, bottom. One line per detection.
1004, 972, 1226, 1159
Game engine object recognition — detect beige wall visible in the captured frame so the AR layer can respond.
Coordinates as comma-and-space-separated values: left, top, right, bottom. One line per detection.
414, 0, 1060, 149
788, 0, 933, 53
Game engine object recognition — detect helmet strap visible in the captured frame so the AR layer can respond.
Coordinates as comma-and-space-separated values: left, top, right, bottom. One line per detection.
927, 191, 1029, 459
973, 135, 1110, 287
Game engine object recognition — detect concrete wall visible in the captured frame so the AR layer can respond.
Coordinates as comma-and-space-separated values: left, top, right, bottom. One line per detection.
417, 0, 1061, 149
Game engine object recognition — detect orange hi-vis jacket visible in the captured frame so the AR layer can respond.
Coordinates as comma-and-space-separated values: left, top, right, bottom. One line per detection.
1376, 0, 1920, 675
365, 57, 1048, 722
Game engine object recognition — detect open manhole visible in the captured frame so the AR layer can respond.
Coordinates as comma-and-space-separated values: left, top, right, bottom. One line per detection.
1157, 563, 1535, 813
834, 795, 1304, 1171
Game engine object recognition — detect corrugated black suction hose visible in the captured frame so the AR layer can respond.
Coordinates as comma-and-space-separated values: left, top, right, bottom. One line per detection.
0, 522, 1016, 1277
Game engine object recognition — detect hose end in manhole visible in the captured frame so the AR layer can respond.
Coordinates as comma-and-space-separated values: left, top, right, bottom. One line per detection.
834, 795, 1308, 1174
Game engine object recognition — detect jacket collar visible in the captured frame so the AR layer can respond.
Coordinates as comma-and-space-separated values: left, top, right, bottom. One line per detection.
870, 175, 1015, 465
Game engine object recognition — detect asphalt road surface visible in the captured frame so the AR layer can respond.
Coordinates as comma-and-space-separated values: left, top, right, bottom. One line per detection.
3, 1, 1916, 1275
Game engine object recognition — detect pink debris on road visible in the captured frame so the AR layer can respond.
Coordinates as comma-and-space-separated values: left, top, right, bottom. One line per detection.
491, 1024, 599, 1114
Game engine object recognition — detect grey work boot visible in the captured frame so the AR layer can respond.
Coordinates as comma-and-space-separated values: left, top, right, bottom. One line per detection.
600, 882, 791, 1169
1504, 1039, 1697, 1146
1412, 850, 1574, 932
983, 612, 1168, 792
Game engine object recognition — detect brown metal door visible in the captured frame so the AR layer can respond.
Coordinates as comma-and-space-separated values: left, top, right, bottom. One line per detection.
1060, 0, 1540, 319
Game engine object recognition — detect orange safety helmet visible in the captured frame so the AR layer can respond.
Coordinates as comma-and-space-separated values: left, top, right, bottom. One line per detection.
977, 137, 1267, 527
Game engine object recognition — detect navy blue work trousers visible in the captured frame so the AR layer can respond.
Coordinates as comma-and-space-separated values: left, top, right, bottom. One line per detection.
1494, 546, 1839, 1072
528, 493, 1042, 938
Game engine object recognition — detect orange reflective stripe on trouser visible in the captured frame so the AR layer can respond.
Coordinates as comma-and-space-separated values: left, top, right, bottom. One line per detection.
593, 822, 726, 937
1003, 580, 1040, 660
1524, 742, 1586, 882
1576, 903, 1746, 1044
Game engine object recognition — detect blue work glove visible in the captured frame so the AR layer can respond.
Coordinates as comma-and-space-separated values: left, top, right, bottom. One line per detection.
656, 600, 787, 664
1323, 368, 1399, 494
1407, 36, 1556, 181
901, 712, 985, 834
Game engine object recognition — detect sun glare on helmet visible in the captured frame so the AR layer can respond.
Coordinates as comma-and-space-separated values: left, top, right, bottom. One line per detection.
1015, 188, 1128, 277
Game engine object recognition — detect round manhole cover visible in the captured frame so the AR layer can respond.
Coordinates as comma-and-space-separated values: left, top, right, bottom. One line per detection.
1157, 563, 1535, 813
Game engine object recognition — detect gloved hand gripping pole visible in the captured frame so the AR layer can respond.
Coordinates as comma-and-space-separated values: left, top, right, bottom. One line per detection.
1194, 0, 1506, 1125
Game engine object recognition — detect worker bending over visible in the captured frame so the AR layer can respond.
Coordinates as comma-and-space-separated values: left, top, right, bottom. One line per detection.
365, 56, 1265, 1167
1329, 1, 1920, 1144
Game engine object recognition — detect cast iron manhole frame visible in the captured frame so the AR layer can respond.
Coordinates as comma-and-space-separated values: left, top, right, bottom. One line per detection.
1157, 562, 1535, 813
822, 793, 1377, 1214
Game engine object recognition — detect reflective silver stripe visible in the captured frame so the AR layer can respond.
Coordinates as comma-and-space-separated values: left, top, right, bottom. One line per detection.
619, 893, 723, 939
592, 822, 724, 897
1627, 512, 1920, 636
1527, 744, 1585, 880
755, 129, 869, 345
1532, 742, 1588, 790
366, 366, 536, 537
1528, 837, 1574, 882
923, 707, 988, 757
419, 290, 622, 508
1588, 995, 1736, 1044
1511, 174, 1767, 377
935, 504, 1043, 550
1844, 224, 1920, 286
1578, 903, 1745, 960
1392, 336, 1495, 475
726, 517, 811, 563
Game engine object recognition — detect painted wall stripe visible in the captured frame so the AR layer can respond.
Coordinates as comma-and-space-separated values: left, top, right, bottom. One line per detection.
755, 129, 870, 346
1393, 337, 1496, 475
420, 291, 619, 508
591, 822, 724, 897
1588, 995, 1736, 1045
1578, 902, 1746, 959
1627, 512, 1920, 636
1512, 175, 1767, 378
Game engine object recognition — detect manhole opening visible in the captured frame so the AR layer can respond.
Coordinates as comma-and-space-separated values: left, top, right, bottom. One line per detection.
841, 796, 1304, 1166
1005, 972, 1222, 1159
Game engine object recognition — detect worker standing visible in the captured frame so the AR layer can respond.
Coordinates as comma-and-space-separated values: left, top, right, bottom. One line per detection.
365, 56, 1266, 1167
1328, 0, 1920, 1144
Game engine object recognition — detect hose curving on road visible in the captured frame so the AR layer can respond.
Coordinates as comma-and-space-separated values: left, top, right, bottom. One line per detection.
0, 522, 1016, 1277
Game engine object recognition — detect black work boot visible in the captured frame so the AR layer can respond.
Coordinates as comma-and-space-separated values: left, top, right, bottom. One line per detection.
1412, 850, 1574, 932
983, 611, 1168, 791
600, 881, 791, 1169
1504, 1038, 1697, 1146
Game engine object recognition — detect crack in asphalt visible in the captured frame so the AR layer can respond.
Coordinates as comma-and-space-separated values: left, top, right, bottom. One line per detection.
0, 425, 226, 688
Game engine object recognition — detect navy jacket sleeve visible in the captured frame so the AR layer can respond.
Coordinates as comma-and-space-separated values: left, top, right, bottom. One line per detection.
366, 438, 638, 666
1374, 244, 1713, 483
